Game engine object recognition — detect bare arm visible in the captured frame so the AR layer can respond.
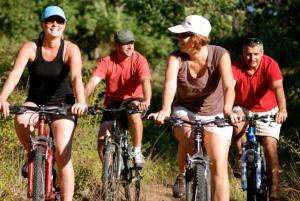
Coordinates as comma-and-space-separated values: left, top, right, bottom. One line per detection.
272, 79, 287, 123
84, 75, 101, 98
148, 55, 179, 124
139, 77, 151, 111
66, 42, 86, 114
219, 52, 240, 123
0, 41, 34, 117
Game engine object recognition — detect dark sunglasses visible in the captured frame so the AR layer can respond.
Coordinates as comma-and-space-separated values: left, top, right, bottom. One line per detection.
44, 16, 65, 24
177, 32, 193, 39
243, 37, 263, 46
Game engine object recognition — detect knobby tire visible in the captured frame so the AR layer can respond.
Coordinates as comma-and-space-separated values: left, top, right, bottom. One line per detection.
195, 163, 210, 201
124, 166, 141, 201
102, 143, 120, 201
186, 163, 210, 201
33, 145, 45, 201
246, 152, 256, 201
246, 146, 269, 201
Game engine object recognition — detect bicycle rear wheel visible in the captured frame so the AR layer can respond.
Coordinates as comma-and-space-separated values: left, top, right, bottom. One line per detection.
124, 166, 142, 201
33, 145, 45, 201
102, 143, 120, 201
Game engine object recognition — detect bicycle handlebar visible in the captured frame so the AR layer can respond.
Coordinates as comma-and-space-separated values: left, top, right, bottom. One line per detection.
86, 105, 144, 116
162, 116, 231, 128
243, 114, 276, 123
9, 105, 72, 116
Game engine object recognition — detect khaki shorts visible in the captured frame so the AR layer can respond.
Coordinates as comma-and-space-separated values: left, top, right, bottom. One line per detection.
172, 106, 233, 141
233, 106, 281, 140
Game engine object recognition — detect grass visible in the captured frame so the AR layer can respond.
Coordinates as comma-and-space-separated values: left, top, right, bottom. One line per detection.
1, 112, 300, 200
0, 67, 299, 200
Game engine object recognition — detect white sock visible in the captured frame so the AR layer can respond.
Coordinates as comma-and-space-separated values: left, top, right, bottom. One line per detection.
134, 147, 141, 155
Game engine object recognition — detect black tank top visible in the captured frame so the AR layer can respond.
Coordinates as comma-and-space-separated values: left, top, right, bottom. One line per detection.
27, 39, 74, 105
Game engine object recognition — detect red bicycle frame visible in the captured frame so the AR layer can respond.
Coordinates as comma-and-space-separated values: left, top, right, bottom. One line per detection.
27, 111, 56, 200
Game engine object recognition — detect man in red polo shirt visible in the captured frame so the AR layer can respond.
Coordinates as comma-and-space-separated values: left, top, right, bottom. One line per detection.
85, 30, 151, 167
232, 38, 287, 201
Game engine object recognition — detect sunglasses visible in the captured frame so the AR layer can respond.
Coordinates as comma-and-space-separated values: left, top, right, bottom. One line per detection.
177, 32, 193, 39
243, 37, 263, 46
44, 16, 65, 25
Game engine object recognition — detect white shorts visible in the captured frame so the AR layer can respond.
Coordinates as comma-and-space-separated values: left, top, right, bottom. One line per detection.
172, 106, 233, 141
233, 106, 281, 140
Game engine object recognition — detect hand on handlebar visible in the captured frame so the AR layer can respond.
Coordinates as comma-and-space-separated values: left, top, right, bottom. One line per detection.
275, 110, 287, 124
147, 109, 170, 125
0, 99, 10, 118
129, 100, 149, 112
225, 111, 243, 124
71, 103, 87, 116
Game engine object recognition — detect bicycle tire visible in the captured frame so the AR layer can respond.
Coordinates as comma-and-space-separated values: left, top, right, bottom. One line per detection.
124, 166, 142, 201
246, 153, 256, 201
33, 145, 45, 201
256, 145, 268, 201
186, 163, 210, 201
186, 167, 194, 201
102, 143, 120, 201
195, 163, 210, 201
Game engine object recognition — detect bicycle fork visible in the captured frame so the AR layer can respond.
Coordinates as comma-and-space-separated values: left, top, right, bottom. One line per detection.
241, 145, 263, 191
27, 123, 56, 200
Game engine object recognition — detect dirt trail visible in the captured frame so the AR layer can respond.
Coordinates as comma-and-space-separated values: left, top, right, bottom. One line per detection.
140, 182, 185, 201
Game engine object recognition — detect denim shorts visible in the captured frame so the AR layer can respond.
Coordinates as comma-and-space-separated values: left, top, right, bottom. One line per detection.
172, 106, 233, 141
233, 106, 281, 140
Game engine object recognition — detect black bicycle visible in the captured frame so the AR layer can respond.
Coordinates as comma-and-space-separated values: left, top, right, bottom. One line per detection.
88, 105, 144, 201
162, 116, 230, 201
241, 114, 275, 201
9, 104, 71, 201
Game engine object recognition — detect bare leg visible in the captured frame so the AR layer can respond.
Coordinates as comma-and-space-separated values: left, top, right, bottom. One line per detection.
173, 124, 193, 173
260, 136, 280, 200
52, 119, 75, 201
204, 132, 230, 201
98, 121, 112, 161
14, 102, 38, 152
128, 113, 143, 147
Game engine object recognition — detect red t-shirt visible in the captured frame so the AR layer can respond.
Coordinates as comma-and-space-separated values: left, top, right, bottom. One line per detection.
232, 55, 282, 112
93, 50, 151, 106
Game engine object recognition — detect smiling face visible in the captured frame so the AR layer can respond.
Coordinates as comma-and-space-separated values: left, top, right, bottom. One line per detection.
116, 41, 135, 60
42, 15, 66, 38
243, 45, 264, 69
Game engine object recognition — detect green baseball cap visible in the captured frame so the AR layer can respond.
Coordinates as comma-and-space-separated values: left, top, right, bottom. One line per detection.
114, 30, 135, 44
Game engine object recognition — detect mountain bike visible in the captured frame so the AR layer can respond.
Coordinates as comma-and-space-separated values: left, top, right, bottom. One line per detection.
162, 116, 230, 201
241, 114, 275, 201
9, 104, 71, 201
88, 105, 144, 201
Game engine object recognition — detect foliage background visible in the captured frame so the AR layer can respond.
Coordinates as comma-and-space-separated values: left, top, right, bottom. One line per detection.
0, 0, 299, 200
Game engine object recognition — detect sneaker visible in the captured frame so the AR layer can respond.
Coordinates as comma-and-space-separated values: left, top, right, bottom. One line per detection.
21, 162, 28, 178
172, 173, 186, 198
134, 152, 145, 167
233, 159, 242, 178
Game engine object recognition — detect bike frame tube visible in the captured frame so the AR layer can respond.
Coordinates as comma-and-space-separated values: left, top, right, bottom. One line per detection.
241, 118, 264, 192
28, 110, 56, 200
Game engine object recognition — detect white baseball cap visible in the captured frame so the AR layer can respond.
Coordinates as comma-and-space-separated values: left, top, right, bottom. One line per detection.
168, 15, 211, 37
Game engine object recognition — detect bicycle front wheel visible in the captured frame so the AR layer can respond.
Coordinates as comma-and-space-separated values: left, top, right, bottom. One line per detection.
246, 160, 256, 201
102, 143, 120, 201
186, 163, 210, 201
124, 166, 142, 201
33, 145, 45, 201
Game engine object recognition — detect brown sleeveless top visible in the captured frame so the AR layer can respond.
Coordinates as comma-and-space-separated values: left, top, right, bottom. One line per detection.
173, 45, 227, 115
